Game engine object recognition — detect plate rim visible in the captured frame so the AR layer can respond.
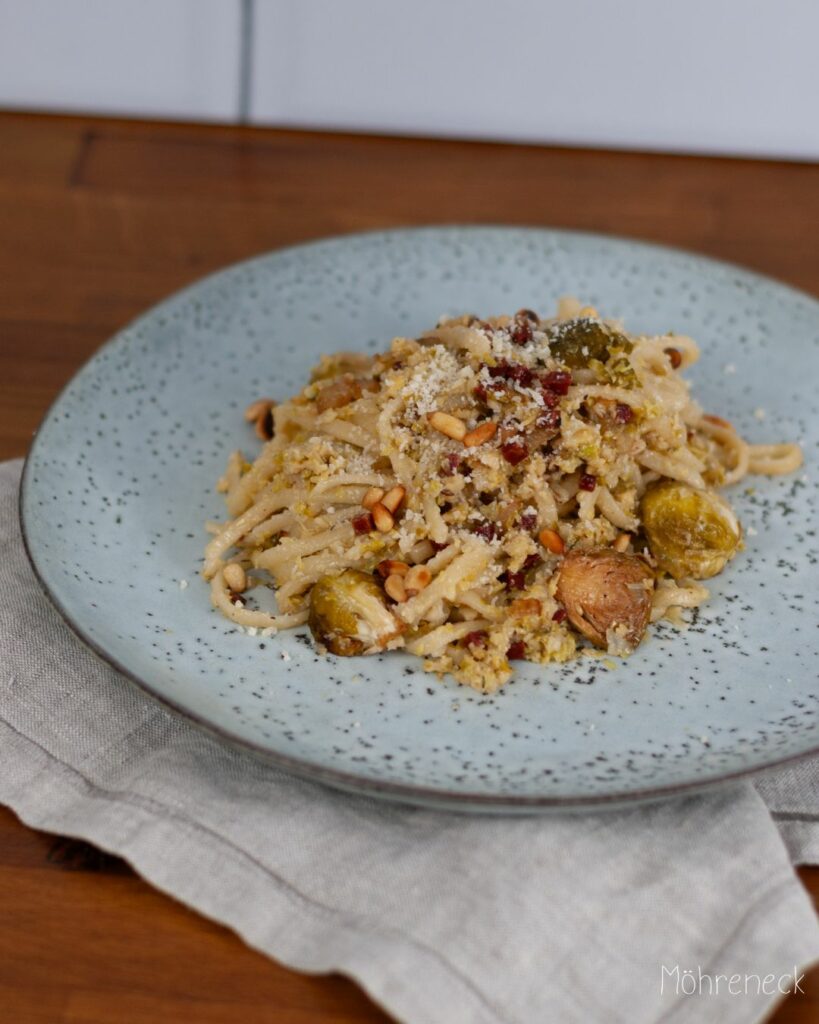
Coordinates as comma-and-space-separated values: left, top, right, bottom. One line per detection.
19, 223, 819, 812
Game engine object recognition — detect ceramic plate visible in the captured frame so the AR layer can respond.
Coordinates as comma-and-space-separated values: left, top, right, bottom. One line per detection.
20, 228, 819, 811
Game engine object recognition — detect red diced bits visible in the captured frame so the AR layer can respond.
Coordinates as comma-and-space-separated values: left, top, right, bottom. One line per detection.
614, 403, 634, 424
665, 347, 682, 369
501, 441, 529, 465
441, 452, 462, 475
504, 570, 526, 590
471, 519, 500, 542
463, 630, 488, 649
541, 370, 572, 395
510, 318, 533, 345
579, 473, 597, 492
352, 513, 374, 534
506, 639, 526, 660
488, 361, 535, 388
540, 388, 559, 408
536, 407, 561, 431
552, 607, 568, 623
431, 540, 448, 551
519, 512, 537, 531
515, 367, 536, 388
473, 382, 489, 402
522, 552, 541, 571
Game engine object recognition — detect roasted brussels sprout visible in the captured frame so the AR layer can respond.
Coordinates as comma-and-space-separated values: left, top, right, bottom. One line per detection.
547, 317, 632, 369
309, 569, 403, 656
556, 548, 654, 651
640, 481, 741, 580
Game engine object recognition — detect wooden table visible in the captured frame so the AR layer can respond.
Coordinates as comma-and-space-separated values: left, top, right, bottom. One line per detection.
1, 113, 817, 1023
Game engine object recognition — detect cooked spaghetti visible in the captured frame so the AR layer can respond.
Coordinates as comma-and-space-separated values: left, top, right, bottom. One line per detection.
203, 300, 802, 692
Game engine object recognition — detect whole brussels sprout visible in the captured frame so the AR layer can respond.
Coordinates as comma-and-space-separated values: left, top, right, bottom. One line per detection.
547, 317, 632, 369
641, 481, 741, 580
309, 569, 402, 656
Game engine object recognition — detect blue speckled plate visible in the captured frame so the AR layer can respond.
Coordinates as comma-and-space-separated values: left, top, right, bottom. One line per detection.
20, 228, 819, 811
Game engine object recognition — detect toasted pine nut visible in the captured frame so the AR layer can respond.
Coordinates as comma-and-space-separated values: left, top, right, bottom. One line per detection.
244, 397, 274, 422
384, 574, 408, 603
538, 527, 565, 555
404, 565, 431, 595
381, 484, 406, 513
371, 502, 394, 533
613, 533, 631, 552
254, 409, 275, 441
428, 410, 467, 441
408, 539, 435, 564
223, 563, 247, 593
362, 486, 385, 510
579, 305, 598, 318
703, 413, 733, 430
511, 597, 541, 618
377, 559, 409, 578
463, 421, 498, 448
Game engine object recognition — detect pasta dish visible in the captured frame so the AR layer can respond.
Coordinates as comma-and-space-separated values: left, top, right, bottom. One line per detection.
203, 300, 802, 692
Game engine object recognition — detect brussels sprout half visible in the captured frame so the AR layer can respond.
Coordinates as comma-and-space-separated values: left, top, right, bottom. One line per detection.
641, 480, 741, 580
547, 317, 632, 370
309, 569, 403, 656
556, 548, 655, 652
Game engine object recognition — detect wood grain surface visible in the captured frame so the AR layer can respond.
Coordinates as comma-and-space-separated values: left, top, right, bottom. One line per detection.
0, 112, 817, 1023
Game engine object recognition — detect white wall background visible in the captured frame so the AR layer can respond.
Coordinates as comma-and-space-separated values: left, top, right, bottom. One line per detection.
0, 0, 241, 121
1, 0, 818, 159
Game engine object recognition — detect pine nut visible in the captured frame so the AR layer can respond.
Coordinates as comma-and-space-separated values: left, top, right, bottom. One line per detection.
384, 574, 408, 603
408, 539, 435, 564
462, 421, 498, 448
381, 484, 406, 513
579, 305, 598, 318
702, 413, 733, 430
404, 565, 431, 595
244, 397, 274, 422
371, 502, 395, 532
538, 527, 565, 554
613, 533, 631, 552
377, 559, 409, 578
223, 563, 247, 593
511, 597, 541, 618
254, 409, 275, 441
362, 486, 385, 510
428, 411, 466, 441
